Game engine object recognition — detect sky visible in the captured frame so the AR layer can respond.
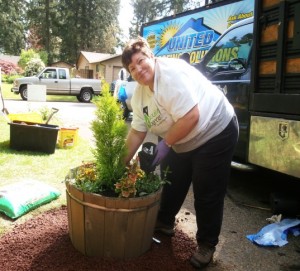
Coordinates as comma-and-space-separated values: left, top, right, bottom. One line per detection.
118, 0, 134, 41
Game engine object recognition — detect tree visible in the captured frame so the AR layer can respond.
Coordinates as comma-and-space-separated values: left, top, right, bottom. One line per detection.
0, 0, 26, 55
18, 49, 39, 70
58, 0, 121, 62
27, 0, 60, 63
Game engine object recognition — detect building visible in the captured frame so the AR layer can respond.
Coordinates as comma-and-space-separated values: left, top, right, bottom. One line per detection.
76, 51, 123, 83
50, 61, 74, 69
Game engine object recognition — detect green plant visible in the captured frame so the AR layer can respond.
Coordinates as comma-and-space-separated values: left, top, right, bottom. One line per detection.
115, 158, 169, 197
18, 49, 40, 70
24, 58, 45, 76
73, 162, 99, 193
72, 80, 168, 198
5, 74, 22, 84
91, 80, 128, 194
38, 106, 52, 121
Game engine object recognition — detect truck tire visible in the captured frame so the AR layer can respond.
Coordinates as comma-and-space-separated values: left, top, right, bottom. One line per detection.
20, 86, 28, 101
76, 95, 82, 102
80, 89, 92, 103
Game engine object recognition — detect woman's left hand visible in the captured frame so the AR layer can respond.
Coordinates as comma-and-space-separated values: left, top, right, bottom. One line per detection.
152, 139, 171, 166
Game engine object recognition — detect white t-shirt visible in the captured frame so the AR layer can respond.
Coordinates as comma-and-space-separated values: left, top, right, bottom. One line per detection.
131, 57, 234, 153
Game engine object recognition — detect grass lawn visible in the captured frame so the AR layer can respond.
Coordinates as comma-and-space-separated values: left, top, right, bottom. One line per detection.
0, 112, 94, 236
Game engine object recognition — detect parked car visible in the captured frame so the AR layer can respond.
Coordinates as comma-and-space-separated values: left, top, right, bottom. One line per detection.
11, 67, 101, 103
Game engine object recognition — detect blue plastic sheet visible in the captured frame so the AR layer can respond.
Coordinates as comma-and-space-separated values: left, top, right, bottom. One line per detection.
247, 218, 300, 247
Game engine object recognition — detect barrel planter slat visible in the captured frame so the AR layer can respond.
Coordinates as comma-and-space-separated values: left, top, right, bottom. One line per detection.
66, 182, 85, 255
66, 180, 162, 259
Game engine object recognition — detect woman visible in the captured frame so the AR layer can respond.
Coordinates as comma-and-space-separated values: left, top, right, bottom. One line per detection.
122, 37, 238, 269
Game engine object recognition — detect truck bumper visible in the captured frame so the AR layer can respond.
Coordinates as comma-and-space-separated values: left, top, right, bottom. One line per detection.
11, 87, 19, 94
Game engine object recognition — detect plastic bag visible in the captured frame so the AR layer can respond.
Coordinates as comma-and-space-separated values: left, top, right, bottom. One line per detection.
118, 84, 127, 102
0, 179, 61, 219
247, 218, 300, 247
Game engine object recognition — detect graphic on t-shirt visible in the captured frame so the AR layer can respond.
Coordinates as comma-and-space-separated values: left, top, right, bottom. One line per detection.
143, 105, 163, 130
143, 106, 152, 128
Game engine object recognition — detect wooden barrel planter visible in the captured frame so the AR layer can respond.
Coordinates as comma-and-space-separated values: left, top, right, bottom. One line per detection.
65, 180, 162, 259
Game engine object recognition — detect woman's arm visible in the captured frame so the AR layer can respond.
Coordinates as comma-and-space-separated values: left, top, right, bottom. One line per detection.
164, 105, 199, 146
125, 128, 147, 164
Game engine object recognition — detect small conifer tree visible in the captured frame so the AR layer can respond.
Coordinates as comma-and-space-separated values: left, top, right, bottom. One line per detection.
91, 81, 128, 193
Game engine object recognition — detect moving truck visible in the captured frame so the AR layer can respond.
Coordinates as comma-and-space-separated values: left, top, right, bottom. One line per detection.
196, 0, 300, 179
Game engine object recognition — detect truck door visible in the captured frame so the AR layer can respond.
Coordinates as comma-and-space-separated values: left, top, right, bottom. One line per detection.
39, 68, 59, 93
197, 19, 254, 162
56, 69, 70, 94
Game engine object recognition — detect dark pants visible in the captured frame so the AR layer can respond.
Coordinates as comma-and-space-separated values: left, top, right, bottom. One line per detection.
158, 116, 239, 246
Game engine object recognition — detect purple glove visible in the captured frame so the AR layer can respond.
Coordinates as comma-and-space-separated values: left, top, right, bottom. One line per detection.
151, 139, 171, 167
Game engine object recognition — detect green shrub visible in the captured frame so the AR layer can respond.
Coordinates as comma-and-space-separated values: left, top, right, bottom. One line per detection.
91, 81, 128, 193
5, 74, 22, 84
24, 58, 45, 76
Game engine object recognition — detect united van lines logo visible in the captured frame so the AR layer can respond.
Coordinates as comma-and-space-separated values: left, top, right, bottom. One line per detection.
278, 122, 289, 140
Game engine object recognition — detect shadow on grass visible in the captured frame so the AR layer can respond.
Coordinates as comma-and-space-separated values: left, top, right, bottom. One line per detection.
0, 140, 53, 156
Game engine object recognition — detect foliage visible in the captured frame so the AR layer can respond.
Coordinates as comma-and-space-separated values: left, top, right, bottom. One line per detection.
27, 0, 121, 63
0, 0, 26, 55
38, 50, 49, 66
0, 60, 22, 75
73, 80, 167, 198
18, 49, 40, 70
73, 159, 169, 198
0, 0, 205, 62
24, 58, 45, 76
91, 80, 128, 193
1, 74, 22, 84
115, 158, 169, 198
115, 158, 146, 197
38, 106, 52, 121
73, 162, 99, 193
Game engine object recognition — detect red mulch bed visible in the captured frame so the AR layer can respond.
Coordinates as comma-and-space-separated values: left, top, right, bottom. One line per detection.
0, 206, 197, 271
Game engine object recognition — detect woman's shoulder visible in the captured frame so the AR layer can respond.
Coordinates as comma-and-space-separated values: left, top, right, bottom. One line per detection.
156, 56, 180, 65
156, 57, 193, 72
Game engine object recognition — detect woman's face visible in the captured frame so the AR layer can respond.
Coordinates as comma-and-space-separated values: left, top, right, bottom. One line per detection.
128, 51, 155, 88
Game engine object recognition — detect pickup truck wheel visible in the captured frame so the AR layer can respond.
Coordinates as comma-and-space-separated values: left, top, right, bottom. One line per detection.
76, 95, 82, 102
80, 89, 92, 103
20, 86, 28, 100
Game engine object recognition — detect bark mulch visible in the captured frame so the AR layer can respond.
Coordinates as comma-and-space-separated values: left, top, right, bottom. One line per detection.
0, 206, 198, 271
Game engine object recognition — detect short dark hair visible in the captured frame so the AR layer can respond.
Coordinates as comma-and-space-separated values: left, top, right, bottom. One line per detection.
122, 36, 153, 72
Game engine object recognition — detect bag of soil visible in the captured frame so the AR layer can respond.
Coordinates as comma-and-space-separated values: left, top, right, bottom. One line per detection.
0, 179, 61, 219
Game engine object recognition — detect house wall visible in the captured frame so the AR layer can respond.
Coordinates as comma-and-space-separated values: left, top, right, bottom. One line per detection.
77, 55, 94, 78
101, 55, 123, 83
76, 53, 123, 83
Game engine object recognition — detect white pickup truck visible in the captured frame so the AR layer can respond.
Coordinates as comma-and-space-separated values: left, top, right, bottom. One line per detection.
11, 67, 101, 102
